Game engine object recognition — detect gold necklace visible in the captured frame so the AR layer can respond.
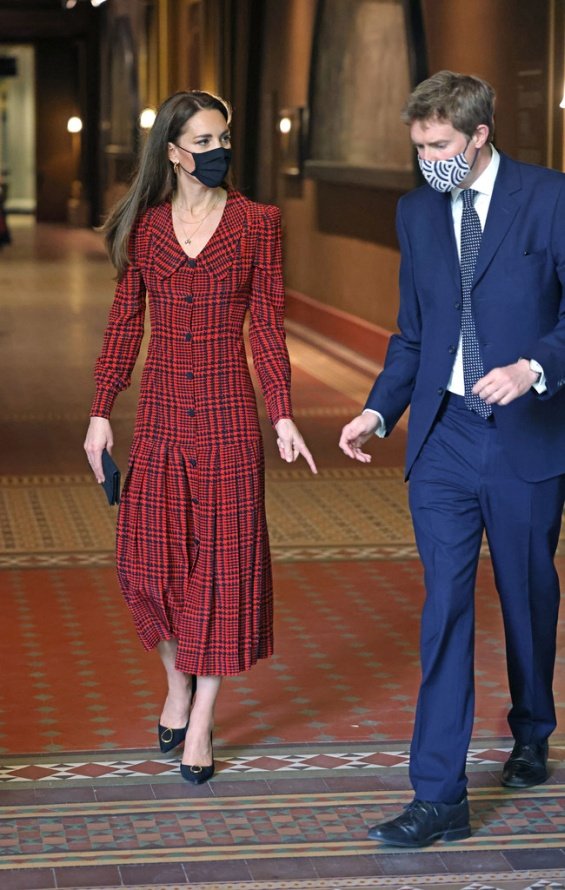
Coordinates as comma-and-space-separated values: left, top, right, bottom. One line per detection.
173, 194, 221, 246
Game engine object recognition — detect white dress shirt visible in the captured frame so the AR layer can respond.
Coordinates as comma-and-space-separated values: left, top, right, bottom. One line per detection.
447, 146, 500, 395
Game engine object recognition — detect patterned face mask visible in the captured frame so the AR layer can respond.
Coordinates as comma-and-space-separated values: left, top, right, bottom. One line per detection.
418, 140, 477, 192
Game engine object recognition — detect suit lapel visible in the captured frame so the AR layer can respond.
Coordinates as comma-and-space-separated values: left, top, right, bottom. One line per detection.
473, 153, 521, 286
430, 189, 461, 293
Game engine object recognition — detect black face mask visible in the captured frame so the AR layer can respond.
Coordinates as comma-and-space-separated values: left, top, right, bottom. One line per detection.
176, 145, 232, 188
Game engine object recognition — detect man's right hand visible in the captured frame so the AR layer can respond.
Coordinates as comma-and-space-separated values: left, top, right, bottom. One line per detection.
84, 416, 114, 483
339, 412, 380, 463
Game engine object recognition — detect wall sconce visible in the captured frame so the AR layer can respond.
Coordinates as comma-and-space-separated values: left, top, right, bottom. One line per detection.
277, 107, 307, 177
139, 107, 156, 130
279, 116, 293, 135
67, 115, 82, 134
62, 0, 107, 7
66, 116, 88, 226
560, 91, 565, 109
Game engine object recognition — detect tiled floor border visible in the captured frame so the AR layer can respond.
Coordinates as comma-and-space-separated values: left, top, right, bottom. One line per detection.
0, 544, 425, 568
3, 740, 564, 786
34, 875, 565, 890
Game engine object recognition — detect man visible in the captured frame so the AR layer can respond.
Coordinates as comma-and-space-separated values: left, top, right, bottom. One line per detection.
339, 70, 565, 847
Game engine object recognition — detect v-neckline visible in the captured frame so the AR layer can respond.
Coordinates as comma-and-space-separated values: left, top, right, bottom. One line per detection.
170, 190, 230, 260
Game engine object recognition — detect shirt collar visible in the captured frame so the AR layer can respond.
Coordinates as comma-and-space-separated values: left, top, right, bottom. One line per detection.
451, 144, 500, 204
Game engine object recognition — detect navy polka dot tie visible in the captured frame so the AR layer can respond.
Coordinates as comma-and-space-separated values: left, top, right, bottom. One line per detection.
460, 189, 491, 418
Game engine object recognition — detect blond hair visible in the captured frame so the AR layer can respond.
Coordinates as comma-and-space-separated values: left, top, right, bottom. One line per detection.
402, 70, 495, 140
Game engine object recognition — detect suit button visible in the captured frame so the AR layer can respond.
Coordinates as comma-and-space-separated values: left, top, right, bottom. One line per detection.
194, 537, 200, 546
192, 497, 199, 505
454, 301, 461, 310
186, 371, 194, 380
187, 408, 195, 417
185, 332, 192, 342
187, 259, 197, 268
448, 345, 456, 354
185, 295, 193, 303
189, 458, 197, 468
437, 387, 445, 396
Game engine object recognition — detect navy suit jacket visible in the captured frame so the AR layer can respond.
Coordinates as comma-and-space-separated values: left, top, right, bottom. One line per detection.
365, 152, 565, 482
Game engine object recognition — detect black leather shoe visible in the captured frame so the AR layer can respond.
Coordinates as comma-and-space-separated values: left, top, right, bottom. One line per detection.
501, 740, 548, 788
158, 675, 197, 754
368, 797, 470, 847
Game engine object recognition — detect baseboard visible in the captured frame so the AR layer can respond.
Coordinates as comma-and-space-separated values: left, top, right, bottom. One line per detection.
285, 289, 392, 365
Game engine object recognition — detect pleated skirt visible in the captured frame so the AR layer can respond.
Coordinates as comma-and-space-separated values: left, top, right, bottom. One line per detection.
115, 435, 274, 675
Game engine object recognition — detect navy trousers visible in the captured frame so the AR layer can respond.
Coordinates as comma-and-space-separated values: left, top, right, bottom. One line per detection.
408, 394, 564, 803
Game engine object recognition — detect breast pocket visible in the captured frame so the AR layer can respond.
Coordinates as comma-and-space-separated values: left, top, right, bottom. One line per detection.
505, 248, 547, 277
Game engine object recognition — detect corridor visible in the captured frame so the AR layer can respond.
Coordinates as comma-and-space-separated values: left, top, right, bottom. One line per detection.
0, 217, 564, 889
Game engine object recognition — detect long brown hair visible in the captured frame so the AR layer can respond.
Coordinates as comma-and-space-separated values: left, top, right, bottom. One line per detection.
102, 90, 232, 277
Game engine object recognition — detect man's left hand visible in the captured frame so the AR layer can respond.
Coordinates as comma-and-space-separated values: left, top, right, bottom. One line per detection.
472, 359, 539, 406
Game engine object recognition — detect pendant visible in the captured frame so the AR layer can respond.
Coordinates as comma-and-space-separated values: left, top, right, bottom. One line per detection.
184, 237, 191, 245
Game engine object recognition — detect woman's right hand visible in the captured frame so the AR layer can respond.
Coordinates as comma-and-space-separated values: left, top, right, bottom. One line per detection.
84, 417, 114, 483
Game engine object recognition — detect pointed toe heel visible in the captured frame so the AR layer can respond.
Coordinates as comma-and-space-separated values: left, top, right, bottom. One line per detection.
158, 675, 198, 754
180, 761, 215, 784
180, 731, 215, 784
158, 721, 188, 754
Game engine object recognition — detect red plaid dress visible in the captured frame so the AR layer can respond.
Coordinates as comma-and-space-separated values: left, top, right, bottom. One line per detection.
91, 190, 293, 675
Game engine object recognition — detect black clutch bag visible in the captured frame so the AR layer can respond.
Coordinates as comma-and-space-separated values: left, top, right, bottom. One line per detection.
101, 448, 121, 505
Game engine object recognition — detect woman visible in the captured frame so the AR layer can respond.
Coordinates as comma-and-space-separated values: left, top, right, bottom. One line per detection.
84, 90, 317, 783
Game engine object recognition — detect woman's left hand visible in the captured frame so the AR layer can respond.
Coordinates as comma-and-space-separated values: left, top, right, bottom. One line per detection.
275, 418, 318, 474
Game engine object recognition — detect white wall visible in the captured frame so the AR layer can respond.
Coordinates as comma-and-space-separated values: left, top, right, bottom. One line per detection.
0, 44, 36, 212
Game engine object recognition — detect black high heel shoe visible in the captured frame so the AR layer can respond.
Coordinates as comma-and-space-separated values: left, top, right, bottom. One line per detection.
158, 675, 197, 754
180, 733, 215, 784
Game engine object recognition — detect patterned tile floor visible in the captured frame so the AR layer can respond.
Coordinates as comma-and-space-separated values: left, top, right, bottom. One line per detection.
0, 466, 417, 568
0, 219, 564, 889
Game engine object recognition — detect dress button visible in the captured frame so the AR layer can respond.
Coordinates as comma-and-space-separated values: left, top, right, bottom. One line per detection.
185, 295, 193, 303
187, 259, 197, 268
189, 458, 197, 468
194, 538, 200, 546
187, 408, 195, 417
192, 497, 199, 505
454, 301, 462, 310
186, 371, 194, 380
185, 332, 192, 342
437, 386, 445, 396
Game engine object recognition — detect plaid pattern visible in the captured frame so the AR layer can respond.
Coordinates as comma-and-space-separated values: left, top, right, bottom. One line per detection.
91, 191, 293, 675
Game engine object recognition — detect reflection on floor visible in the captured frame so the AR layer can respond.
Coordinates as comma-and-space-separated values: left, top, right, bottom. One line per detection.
0, 217, 563, 889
